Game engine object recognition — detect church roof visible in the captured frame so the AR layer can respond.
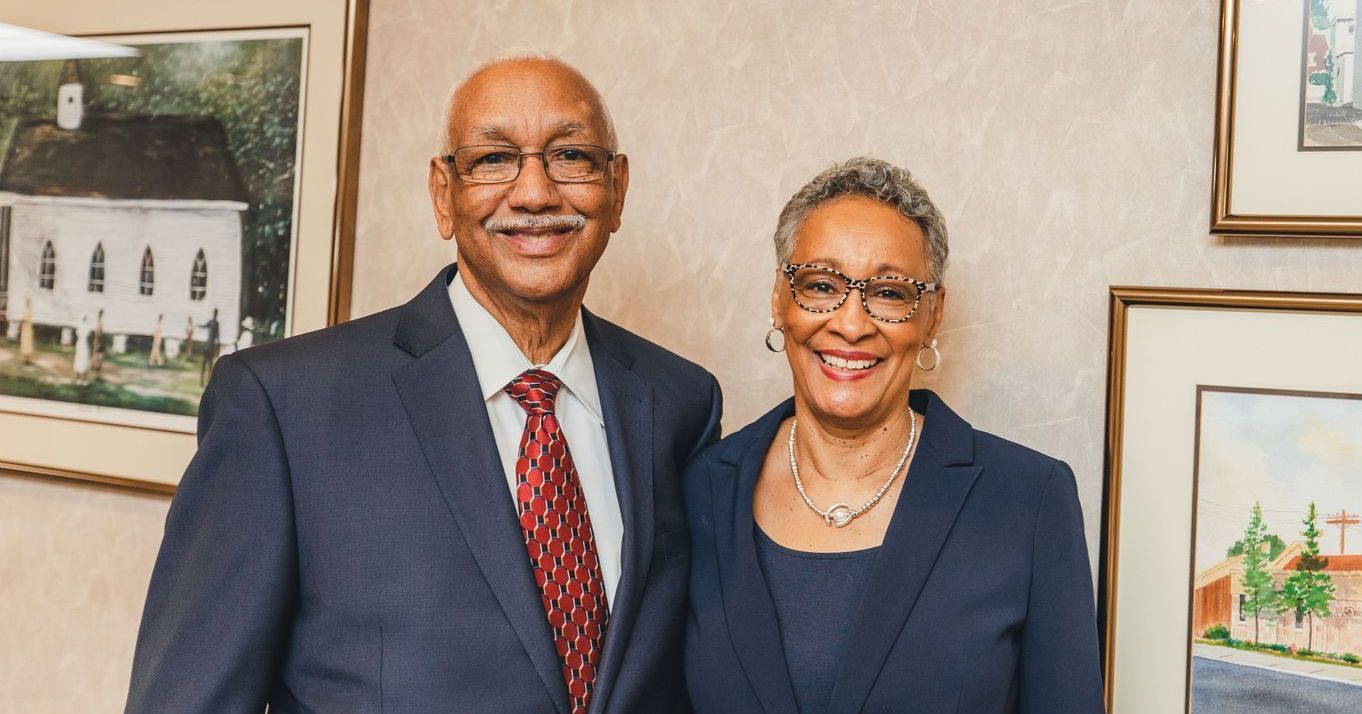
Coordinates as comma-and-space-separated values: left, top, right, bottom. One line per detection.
0, 114, 249, 204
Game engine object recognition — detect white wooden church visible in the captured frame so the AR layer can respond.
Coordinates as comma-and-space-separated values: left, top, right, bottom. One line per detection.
0, 64, 245, 352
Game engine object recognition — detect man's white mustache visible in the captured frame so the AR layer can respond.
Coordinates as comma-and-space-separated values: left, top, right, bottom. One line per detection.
484, 214, 587, 233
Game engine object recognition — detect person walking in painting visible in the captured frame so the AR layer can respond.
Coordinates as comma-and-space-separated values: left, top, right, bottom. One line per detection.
18, 294, 35, 365
148, 314, 165, 368
90, 308, 106, 379
72, 314, 91, 385
183, 315, 194, 361
235, 316, 255, 352
199, 308, 219, 386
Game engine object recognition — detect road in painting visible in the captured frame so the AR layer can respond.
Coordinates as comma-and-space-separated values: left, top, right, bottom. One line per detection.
0, 30, 304, 423
1302, 0, 1362, 148
1189, 387, 1362, 712
1191, 657, 1362, 714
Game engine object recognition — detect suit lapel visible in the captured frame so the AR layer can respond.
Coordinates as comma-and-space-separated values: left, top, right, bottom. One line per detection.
715, 401, 800, 713
826, 391, 982, 714
390, 265, 570, 714
580, 312, 654, 714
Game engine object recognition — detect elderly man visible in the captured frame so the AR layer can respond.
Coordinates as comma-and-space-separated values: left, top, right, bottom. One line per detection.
126, 57, 721, 713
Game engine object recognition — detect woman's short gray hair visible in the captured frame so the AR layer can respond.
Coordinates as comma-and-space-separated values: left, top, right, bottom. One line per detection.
773, 157, 949, 283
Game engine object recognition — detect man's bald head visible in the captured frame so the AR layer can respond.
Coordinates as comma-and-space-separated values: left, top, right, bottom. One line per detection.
426, 53, 630, 330
440, 55, 617, 154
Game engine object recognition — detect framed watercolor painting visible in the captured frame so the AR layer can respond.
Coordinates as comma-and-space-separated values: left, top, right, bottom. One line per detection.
0, 0, 368, 492
1212, 0, 1362, 237
1100, 287, 1362, 713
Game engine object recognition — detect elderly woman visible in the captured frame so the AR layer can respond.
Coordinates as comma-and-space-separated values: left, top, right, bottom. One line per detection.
683, 158, 1103, 713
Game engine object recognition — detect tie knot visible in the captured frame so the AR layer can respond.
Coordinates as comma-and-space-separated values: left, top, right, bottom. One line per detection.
505, 369, 562, 414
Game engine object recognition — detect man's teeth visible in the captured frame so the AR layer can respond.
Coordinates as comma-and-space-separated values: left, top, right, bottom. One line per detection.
819, 353, 879, 370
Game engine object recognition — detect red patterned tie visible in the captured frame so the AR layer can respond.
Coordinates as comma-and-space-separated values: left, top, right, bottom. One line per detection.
505, 369, 609, 714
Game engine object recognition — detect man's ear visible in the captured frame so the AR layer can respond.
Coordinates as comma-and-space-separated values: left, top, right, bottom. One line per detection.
607, 153, 630, 233
429, 157, 455, 240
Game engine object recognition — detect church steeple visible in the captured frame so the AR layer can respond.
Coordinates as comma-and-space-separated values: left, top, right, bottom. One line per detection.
57, 59, 83, 131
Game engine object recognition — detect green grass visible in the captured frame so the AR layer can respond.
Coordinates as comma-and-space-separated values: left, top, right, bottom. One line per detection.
0, 372, 197, 415
1195, 637, 1362, 670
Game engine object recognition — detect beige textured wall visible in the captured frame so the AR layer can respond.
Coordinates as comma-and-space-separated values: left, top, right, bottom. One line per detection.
0, 471, 166, 713
6, 0, 1362, 711
352, 0, 1362, 565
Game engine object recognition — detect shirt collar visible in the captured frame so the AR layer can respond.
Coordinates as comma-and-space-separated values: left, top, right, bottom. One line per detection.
448, 268, 604, 425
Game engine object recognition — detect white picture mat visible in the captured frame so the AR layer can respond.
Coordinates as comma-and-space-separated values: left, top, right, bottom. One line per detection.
1230, 0, 1358, 217
0, 0, 351, 487
1110, 304, 1362, 713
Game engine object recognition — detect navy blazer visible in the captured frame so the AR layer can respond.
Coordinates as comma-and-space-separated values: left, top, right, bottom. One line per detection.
684, 391, 1103, 714
127, 264, 722, 713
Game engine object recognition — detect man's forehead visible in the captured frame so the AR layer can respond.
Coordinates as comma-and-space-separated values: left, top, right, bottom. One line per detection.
447, 59, 611, 146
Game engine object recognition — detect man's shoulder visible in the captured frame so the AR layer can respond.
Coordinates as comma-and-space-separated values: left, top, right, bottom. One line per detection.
584, 312, 715, 388
229, 305, 407, 382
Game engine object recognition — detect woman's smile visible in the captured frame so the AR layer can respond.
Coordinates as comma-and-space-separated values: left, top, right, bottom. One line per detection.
813, 349, 883, 381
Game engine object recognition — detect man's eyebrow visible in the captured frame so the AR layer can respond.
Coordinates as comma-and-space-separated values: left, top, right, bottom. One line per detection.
467, 122, 591, 146
553, 121, 587, 137
472, 127, 513, 144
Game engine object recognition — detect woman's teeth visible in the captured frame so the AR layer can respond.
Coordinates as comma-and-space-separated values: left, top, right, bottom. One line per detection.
818, 353, 879, 370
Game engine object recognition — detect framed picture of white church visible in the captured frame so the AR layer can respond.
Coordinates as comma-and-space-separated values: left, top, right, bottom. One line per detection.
0, 27, 304, 427
0, 0, 368, 491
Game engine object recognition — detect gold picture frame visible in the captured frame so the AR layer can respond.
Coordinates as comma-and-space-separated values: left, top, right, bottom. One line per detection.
0, 0, 368, 493
1100, 286, 1362, 712
1211, 0, 1362, 237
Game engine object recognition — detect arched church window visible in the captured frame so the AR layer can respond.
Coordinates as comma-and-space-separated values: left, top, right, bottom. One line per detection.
88, 243, 105, 293
140, 247, 155, 296
190, 250, 208, 301
39, 241, 55, 290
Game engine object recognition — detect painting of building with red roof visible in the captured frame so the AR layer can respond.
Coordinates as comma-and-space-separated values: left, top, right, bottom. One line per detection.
1194, 543, 1362, 655
1187, 387, 1362, 711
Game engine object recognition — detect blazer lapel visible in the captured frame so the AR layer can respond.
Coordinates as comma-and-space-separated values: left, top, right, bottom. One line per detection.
390, 265, 570, 714
580, 312, 654, 714
826, 391, 982, 714
714, 401, 800, 713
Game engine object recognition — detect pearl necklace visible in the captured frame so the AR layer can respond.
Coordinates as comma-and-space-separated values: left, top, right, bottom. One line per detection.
786, 411, 917, 528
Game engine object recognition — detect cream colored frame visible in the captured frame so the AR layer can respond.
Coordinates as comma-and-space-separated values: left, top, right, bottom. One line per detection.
1211, 0, 1362, 237
1100, 286, 1362, 713
0, 0, 368, 494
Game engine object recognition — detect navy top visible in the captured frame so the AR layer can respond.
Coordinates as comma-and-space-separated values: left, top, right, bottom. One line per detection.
755, 527, 880, 714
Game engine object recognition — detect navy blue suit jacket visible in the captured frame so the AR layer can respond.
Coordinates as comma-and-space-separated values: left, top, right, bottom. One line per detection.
684, 391, 1103, 713
127, 264, 722, 713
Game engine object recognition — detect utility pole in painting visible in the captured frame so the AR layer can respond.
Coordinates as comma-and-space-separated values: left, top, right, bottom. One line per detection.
1324, 510, 1360, 554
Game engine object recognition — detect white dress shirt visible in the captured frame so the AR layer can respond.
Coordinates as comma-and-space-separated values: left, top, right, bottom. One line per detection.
448, 270, 622, 607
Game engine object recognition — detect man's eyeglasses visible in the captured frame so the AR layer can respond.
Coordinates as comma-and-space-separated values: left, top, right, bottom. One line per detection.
782, 263, 937, 323
442, 144, 616, 184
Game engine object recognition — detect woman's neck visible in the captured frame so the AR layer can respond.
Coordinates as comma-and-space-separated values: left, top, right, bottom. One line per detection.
792, 399, 918, 485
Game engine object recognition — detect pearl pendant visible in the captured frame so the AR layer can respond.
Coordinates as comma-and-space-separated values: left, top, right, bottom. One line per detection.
825, 503, 854, 528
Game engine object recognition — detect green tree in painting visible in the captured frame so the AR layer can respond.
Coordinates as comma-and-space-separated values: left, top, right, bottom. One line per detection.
1280, 502, 1335, 651
1227, 532, 1286, 561
1238, 502, 1279, 645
